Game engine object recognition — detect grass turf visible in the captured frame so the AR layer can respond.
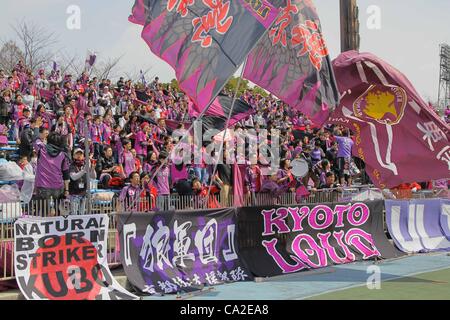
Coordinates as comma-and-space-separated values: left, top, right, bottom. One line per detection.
307, 267, 450, 300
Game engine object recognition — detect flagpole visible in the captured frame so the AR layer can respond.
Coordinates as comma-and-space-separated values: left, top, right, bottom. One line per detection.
145, 6, 282, 209
204, 61, 248, 205
202, 8, 282, 206
85, 118, 92, 215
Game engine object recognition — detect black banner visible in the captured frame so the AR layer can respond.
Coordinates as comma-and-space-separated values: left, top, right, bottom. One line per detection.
237, 200, 403, 277
118, 208, 253, 295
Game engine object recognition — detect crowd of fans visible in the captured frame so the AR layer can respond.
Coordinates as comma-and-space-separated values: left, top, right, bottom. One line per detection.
0, 60, 448, 211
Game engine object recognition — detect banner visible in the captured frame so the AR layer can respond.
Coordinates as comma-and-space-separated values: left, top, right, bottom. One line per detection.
385, 199, 450, 254
243, 0, 339, 125
237, 200, 402, 277
329, 51, 450, 189
14, 215, 138, 300
129, 0, 279, 115
118, 208, 252, 295
189, 94, 255, 130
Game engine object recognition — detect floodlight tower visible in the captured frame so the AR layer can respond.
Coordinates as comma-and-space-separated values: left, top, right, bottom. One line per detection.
340, 0, 360, 53
438, 44, 450, 111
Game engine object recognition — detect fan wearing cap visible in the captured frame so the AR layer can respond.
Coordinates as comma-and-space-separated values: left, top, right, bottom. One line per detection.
69, 148, 96, 215
17, 107, 32, 134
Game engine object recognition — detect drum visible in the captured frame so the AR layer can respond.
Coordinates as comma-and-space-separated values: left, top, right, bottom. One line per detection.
291, 158, 309, 178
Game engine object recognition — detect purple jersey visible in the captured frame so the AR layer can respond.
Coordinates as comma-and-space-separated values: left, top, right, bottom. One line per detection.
122, 150, 136, 178
155, 165, 170, 195
134, 130, 148, 157
335, 136, 354, 158
35, 144, 70, 189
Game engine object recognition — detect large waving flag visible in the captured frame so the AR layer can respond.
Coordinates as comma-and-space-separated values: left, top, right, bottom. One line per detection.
130, 0, 279, 114
243, 0, 339, 125
329, 50, 450, 189
189, 94, 255, 131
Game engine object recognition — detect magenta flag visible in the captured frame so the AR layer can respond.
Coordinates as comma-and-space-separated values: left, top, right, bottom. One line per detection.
329, 51, 450, 189
243, 0, 339, 125
130, 0, 279, 115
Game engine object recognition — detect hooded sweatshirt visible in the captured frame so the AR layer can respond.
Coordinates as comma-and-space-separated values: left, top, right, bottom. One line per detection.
35, 143, 70, 189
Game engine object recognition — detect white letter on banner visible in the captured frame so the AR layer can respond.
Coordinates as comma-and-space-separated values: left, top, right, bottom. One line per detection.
172, 221, 195, 267
366, 265, 381, 289
123, 223, 136, 267
152, 221, 173, 270
195, 219, 219, 265
222, 224, 238, 262
66, 5, 81, 30
414, 202, 450, 251
388, 204, 423, 253
140, 225, 155, 271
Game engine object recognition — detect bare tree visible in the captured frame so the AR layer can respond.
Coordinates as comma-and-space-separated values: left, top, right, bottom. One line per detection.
92, 55, 124, 80
57, 51, 83, 77
0, 40, 25, 72
11, 20, 59, 72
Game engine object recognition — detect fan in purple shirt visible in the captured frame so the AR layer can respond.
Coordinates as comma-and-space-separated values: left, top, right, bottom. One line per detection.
120, 139, 136, 179
35, 132, 71, 206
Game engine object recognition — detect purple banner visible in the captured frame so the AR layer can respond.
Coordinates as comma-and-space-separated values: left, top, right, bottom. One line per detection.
329, 51, 450, 189
386, 199, 450, 253
118, 208, 253, 295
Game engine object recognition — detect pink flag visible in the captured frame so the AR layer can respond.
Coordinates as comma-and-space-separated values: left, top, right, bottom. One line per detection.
329, 51, 450, 189
130, 0, 279, 115
243, 0, 339, 125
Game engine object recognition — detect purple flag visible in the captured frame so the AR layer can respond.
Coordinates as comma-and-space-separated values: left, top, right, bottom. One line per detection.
243, 0, 339, 125
129, 0, 279, 115
139, 70, 146, 85
329, 51, 450, 189
84, 52, 97, 73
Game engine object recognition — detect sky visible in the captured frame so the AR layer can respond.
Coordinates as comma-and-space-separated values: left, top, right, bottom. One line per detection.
0, 0, 449, 102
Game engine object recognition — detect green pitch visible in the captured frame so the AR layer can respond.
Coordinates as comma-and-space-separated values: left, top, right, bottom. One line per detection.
308, 267, 450, 300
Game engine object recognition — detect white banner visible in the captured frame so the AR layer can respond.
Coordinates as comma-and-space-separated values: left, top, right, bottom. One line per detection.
14, 214, 138, 300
